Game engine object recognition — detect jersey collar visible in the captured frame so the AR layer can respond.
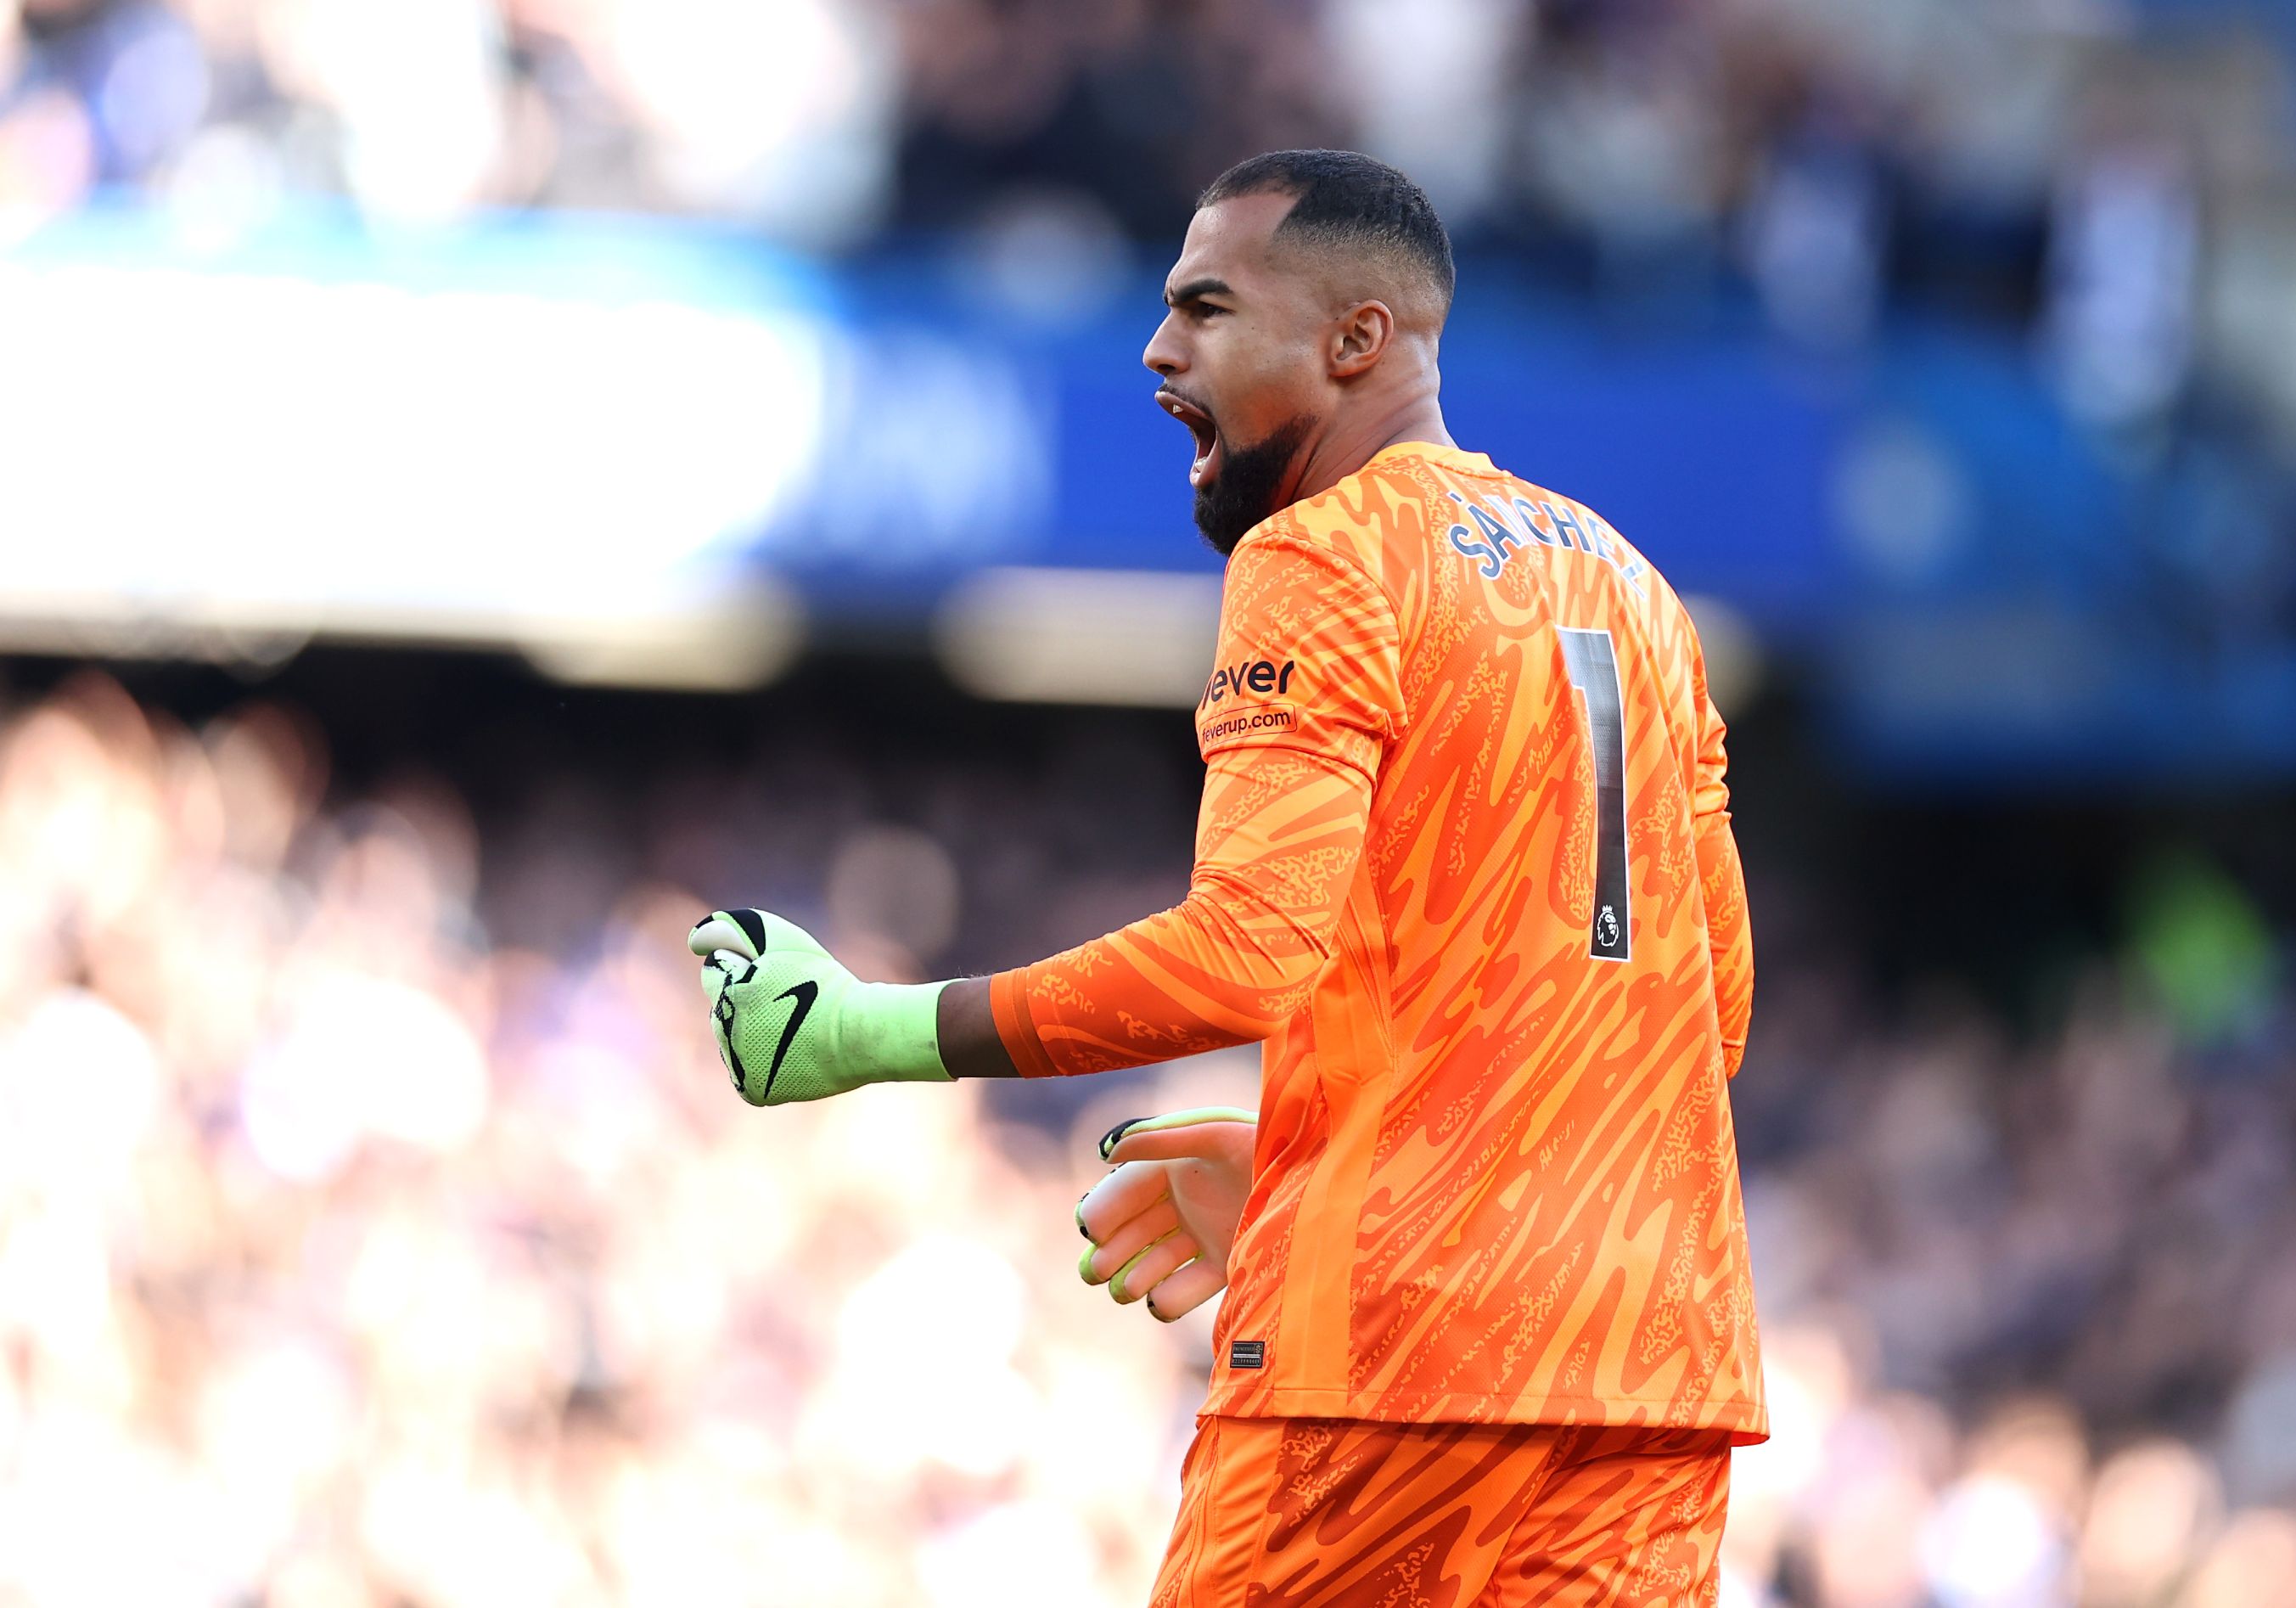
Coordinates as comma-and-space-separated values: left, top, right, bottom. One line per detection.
1367, 441, 1502, 478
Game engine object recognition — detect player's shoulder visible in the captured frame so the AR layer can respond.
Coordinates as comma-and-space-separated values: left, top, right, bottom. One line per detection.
1238, 443, 1690, 619
1488, 468, 1661, 585
1463, 459, 1690, 622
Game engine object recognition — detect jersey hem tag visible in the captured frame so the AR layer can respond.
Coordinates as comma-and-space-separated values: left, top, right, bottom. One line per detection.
1228, 1340, 1266, 1369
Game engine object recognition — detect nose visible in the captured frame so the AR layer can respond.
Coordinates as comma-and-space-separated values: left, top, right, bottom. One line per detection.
1142, 312, 1183, 379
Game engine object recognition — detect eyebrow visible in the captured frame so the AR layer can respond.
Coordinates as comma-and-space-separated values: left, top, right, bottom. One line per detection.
1163, 276, 1233, 307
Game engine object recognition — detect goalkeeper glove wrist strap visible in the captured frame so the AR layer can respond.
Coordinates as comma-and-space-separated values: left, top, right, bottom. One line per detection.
840, 979, 955, 1084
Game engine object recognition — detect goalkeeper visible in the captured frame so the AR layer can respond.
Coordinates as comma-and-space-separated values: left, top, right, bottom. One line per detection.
691, 148, 1761, 1606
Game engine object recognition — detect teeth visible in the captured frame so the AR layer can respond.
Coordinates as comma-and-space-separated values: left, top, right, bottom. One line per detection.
1160, 392, 1215, 484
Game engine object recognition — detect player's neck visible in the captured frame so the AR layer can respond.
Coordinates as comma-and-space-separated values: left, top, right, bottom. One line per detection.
1290, 397, 1454, 504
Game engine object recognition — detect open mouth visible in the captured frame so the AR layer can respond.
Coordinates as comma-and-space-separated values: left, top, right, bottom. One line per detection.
1157, 389, 1223, 489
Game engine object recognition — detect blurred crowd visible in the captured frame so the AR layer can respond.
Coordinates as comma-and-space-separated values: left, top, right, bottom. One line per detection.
3, 0, 2294, 441
0, 672, 1216, 1608
3, 668, 2294, 1606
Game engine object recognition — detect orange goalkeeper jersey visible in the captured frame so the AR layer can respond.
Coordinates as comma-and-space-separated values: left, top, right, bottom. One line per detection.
991, 442, 1763, 1441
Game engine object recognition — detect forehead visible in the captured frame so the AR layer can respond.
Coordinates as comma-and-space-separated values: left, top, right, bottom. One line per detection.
1166, 190, 1299, 294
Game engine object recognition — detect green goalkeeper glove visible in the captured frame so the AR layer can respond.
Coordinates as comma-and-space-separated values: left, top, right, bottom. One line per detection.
688, 908, 953, 1106
1076, 1106, 1257, 1321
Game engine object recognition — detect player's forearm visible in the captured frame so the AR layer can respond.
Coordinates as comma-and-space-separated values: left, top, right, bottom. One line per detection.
982, 745, 1373, 1078
937, 925, 1299, 1081
936, 976, 1019, 1079
988, 862, 1350, 1076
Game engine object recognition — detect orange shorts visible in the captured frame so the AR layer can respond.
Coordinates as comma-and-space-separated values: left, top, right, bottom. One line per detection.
1149, 1416, 1732, 1608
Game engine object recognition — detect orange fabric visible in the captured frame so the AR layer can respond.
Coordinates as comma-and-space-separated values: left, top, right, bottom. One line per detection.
989, 968, 1060, 1080
1149, 1414, 1732, 1607
993, 443, 1764, 1439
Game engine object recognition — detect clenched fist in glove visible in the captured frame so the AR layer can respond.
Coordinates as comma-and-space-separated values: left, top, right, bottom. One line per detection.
688, 908, 954, 1105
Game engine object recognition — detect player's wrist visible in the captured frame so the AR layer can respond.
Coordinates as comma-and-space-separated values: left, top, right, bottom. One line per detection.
838, 978, 955, 1084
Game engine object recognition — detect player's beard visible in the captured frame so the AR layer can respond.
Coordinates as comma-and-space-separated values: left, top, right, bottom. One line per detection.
1194, 413, 1316, 558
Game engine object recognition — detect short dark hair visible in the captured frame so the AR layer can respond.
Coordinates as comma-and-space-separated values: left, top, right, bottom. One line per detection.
1198, 149, 1455, 313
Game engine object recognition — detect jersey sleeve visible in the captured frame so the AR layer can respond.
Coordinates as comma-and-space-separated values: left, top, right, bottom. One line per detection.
1191, 530, 1406, 779
1692, 648, 1754, 1077
987, 531, 1405, 1077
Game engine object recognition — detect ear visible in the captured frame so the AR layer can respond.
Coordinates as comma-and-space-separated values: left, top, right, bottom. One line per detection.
1328, 300, 1396, 379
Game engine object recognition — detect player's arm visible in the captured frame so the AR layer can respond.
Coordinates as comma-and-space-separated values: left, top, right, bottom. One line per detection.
980, 531, 1402, 1078
937, 728, 1383, 1076
933, 736, 1377, 1077
935, 980, 1014, 1077
689, 531, 1400, 1101
688, 730, 1374, 1100
1692, 646, 1754, 1077
690, 735, 1366, 1093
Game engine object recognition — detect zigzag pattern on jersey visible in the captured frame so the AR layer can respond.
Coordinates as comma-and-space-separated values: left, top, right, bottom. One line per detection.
1205, 454, 1755, 1431
1000, 444, 1762, 1438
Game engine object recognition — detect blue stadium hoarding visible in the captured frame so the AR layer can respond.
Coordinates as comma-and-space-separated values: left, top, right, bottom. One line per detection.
0, 200, 1846, 624
1, 201, 2288, 778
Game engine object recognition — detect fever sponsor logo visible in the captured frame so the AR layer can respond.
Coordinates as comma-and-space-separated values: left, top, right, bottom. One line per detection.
1199, 658, 1297, 709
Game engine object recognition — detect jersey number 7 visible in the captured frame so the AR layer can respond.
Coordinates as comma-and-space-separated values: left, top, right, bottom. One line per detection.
1558, 628, 1631, 962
